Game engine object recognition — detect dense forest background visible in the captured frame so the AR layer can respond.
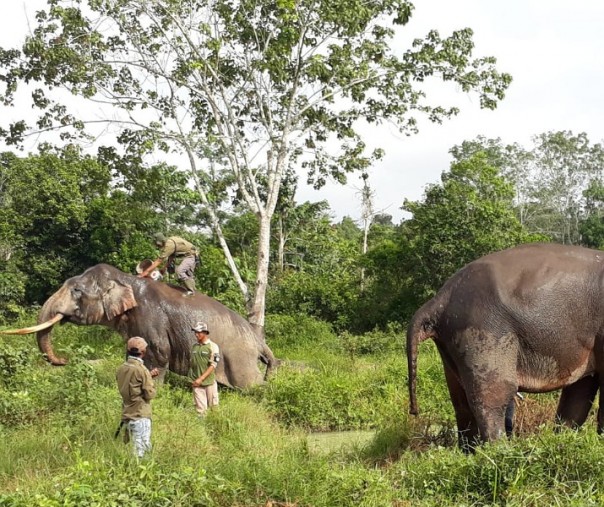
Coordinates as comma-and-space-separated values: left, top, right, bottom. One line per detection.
2, 130, 604, 332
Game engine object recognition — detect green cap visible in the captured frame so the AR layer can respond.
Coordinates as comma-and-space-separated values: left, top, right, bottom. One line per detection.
153, 232, 166, 245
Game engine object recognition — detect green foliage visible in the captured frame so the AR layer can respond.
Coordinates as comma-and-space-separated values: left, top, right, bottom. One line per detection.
0, 265, 27, 320
580, 179, 604, 248
268, 214, 362, 329
0, 341, 103, 427
195, 244, 245, 311
338, 322, 405, 357
451, 131, 604, 247
0, 149, 130, 301
253, 353, 407, 431
265, 313, 338, 354
263, 315, 412, 431
383, 429, 604, 505
269, 270, 358, 329
0, 147, 109, 301
3, 459, 215, 507
0, 342, 30, 383
356, 238, 418, 328
1, 312, 600, 506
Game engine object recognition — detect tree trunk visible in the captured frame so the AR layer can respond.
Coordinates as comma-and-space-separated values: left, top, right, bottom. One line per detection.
247, 212, 272, 327
277, 216, 285, 271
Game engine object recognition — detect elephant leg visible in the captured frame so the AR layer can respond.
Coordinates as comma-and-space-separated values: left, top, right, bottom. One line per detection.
597, 380, 604, 434
259, 341, 280, 380
469, 387, 515, 444
456, 329, 517, 444
142, 341, 170, 384
154, 366, 169, 383
441, 363, 478, 452
556, 375, 598, 430
218, 350, 262, 389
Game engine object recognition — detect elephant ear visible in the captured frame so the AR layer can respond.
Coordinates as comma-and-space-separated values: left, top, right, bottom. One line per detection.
102, 280, 138, 320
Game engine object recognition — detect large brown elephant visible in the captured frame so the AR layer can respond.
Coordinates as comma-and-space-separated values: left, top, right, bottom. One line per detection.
407, 243, 604, 451
3, 264, 277, 389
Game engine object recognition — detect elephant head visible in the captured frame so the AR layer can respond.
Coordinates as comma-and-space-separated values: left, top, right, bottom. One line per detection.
3, 264, 137, 365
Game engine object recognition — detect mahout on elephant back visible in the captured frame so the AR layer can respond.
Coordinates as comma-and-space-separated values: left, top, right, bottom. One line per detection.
407, 243, 604, 452
2, 264, 277, 389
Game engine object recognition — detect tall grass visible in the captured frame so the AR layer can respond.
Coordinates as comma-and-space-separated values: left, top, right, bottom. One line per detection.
0, 314, 596, 506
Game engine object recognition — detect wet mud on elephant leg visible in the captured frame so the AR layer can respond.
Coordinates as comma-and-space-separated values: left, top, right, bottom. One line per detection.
469, 384, 516, 445
454, 329, 517, 446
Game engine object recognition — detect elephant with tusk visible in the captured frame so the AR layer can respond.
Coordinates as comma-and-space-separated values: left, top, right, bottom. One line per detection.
2, 264, 278, 388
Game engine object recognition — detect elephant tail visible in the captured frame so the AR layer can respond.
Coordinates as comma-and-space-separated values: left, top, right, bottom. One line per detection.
407, 304, 438, 416
259, 341, 280, 380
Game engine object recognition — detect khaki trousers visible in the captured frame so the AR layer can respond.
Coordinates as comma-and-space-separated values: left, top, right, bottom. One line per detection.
192, 382, 219, 416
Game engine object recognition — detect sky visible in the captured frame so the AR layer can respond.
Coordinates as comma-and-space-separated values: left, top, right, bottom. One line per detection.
1, 1, 603, 223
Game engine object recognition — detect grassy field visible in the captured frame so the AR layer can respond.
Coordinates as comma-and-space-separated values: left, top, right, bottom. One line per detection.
0, 313, 602, 506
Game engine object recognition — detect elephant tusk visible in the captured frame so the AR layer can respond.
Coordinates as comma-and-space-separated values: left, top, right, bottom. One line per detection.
0, 313, 64, 335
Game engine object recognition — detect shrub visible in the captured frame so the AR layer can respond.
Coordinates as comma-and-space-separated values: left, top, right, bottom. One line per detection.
338, 321, 405, 357
0, 343, 104, 427
0, 342, 31, 385
265, 313, 338, 354
267, 270, 358, 330
253, 354, 408, 431
0, 266, 27, 321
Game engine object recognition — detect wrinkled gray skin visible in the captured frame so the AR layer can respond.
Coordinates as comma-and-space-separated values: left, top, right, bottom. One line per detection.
36, 264, 277, 388
407, 243, 604, 452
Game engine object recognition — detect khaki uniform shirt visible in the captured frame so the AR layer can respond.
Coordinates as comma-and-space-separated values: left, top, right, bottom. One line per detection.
116, 357, 156, 421
158, 236, 197, 261
188, 340, 220, 387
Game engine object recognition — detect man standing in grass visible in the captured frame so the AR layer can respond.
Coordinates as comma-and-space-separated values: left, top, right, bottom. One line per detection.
116, 337, 159, 458
189, 322, 220, 416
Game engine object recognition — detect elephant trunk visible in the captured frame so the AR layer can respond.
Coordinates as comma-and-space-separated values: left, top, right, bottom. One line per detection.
36, 287, 70, 366
37, 327, 67, 366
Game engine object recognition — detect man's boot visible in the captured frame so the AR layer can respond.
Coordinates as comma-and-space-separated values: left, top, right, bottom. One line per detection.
182, 278, 196, 297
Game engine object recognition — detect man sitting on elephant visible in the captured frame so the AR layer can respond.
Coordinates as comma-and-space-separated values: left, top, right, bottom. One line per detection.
138, 233, 199, 296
